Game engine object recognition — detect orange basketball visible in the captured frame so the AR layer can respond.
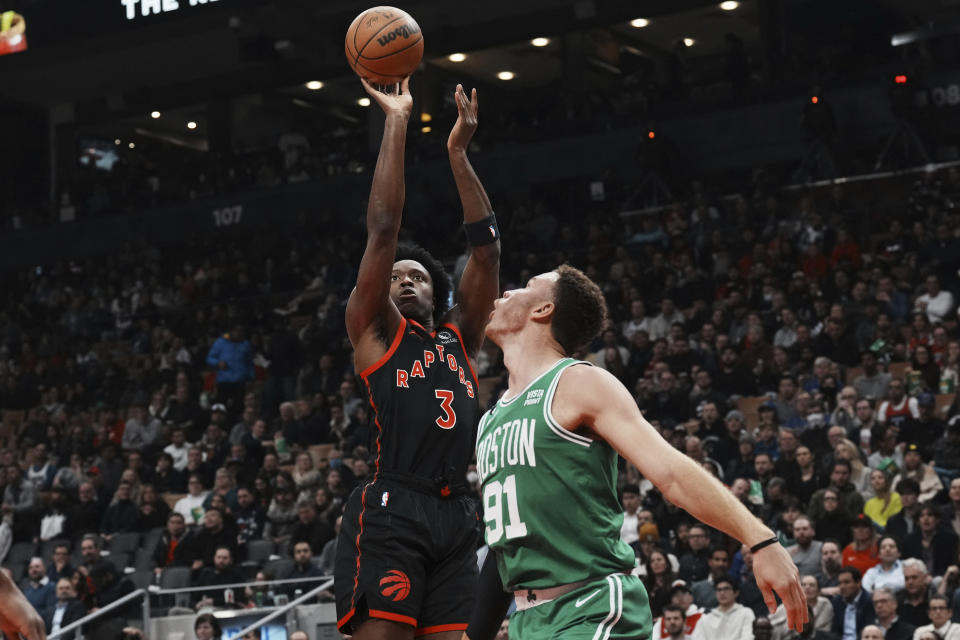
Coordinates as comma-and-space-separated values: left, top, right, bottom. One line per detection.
345, 6, 424, 85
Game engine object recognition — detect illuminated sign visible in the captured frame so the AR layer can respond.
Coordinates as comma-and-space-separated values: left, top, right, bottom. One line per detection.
0, 10, 27, 56
120, 0, 220, 21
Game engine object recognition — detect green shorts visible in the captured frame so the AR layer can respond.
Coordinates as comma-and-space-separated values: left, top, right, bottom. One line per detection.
510, 574, 652, 640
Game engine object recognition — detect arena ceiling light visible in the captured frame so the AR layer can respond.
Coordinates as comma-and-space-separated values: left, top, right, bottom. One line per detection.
150, 111, 161, 119
683, 38, 696, 47
719, 1, 739, 10
187, 121, 197, 130
305, 81, 324, 90
448, 53, 466, 62
630, 18, 649, 28
128, 142, 136, 149
531, 37, 550, 47
497, 71, 515, 80
357, 97, 371, 107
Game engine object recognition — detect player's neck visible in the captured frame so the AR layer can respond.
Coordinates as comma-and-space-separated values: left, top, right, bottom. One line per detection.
500, 329, 564, 395
406, 314, 435, 333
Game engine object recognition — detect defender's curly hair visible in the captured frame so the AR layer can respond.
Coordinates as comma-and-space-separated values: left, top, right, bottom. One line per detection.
551, 264, 608, 356
395, 242, 452, 325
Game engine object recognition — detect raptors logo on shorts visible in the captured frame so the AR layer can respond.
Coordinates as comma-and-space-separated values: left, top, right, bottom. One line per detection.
379, 569, 411, 602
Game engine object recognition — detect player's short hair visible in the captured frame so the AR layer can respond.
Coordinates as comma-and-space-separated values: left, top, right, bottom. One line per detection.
551, 264, 607, 356
395, 242, 452, 324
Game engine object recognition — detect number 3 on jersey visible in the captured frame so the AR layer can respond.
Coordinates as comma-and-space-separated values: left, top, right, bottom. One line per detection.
434, 389, 456, 429
483, 474, 528, 543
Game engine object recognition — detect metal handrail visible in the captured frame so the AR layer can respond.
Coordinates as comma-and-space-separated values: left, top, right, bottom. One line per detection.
233, 579, 333, 639
49, 588, 147, 640
46, 576, 335, 640
153, 574, 333, 595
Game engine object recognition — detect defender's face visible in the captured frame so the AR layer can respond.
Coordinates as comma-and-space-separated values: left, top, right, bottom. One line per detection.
486, 272, 558, 341
391, 260, 434, 324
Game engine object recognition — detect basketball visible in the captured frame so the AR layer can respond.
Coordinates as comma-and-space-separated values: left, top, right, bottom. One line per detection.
345, 6, 423, 85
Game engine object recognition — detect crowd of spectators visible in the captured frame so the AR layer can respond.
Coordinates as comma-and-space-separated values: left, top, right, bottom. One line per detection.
34, 15, 936, 232
1, 143, 960, 640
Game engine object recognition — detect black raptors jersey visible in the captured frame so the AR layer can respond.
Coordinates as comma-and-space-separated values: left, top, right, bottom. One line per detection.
360, 317, 480, 483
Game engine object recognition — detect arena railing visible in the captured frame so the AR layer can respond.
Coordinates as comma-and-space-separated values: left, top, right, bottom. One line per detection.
619, 157, 960, 220
47, 575, 335, 640
48, 587, 148, 640
232, 579, 334, 639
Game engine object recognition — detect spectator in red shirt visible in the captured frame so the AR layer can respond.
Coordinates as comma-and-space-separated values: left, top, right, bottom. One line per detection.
830, 229, 862, 269
802, 244, 829, 281
842, 513, 879, 577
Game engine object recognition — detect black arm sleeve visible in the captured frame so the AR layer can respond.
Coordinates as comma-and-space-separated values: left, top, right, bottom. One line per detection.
465, 549, 513, 640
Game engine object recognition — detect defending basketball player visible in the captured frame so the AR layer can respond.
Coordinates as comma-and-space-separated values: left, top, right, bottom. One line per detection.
465, 266, 807, 640
334, 76, 500, 640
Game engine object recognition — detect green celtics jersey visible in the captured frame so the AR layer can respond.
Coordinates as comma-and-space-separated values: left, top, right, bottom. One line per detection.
476, 358, 635, 590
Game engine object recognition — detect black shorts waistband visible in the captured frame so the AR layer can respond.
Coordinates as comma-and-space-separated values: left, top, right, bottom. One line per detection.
375, 471, 469, 498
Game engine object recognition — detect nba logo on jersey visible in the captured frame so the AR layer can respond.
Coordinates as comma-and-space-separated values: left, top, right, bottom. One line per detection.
524, 389, 544, 406
381, 491, 390, 507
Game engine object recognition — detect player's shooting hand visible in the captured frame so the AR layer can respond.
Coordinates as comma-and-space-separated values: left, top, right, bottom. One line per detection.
360, 76, 412, 118
447, 83, 478, 153
753, 543, 808, 632
0, 570, 46, 640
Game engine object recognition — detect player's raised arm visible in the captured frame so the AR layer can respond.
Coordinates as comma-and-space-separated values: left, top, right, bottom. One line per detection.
345, 77, 413, 358
446, 84, 500, 357
553, 365, 810, 633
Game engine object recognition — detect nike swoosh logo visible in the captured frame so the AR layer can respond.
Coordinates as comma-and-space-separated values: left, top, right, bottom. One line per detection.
575, 589, 601, 608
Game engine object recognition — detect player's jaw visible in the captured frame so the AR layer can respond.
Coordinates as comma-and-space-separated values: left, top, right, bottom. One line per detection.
393, 289, 433, 325
485, 290, 531, 341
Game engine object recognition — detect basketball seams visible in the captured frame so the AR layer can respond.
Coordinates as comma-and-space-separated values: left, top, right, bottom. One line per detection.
356, 14, 406, 58
361, 35, 423, 61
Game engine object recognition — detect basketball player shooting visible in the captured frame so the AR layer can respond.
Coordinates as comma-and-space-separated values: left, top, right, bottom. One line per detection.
334, 76, 500, 640
465, 266, 808, 640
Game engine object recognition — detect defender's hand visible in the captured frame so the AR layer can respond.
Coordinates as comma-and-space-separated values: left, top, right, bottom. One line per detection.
448, 83, 478, 153
360, 76, 412, 118
753, 543, 808, 632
